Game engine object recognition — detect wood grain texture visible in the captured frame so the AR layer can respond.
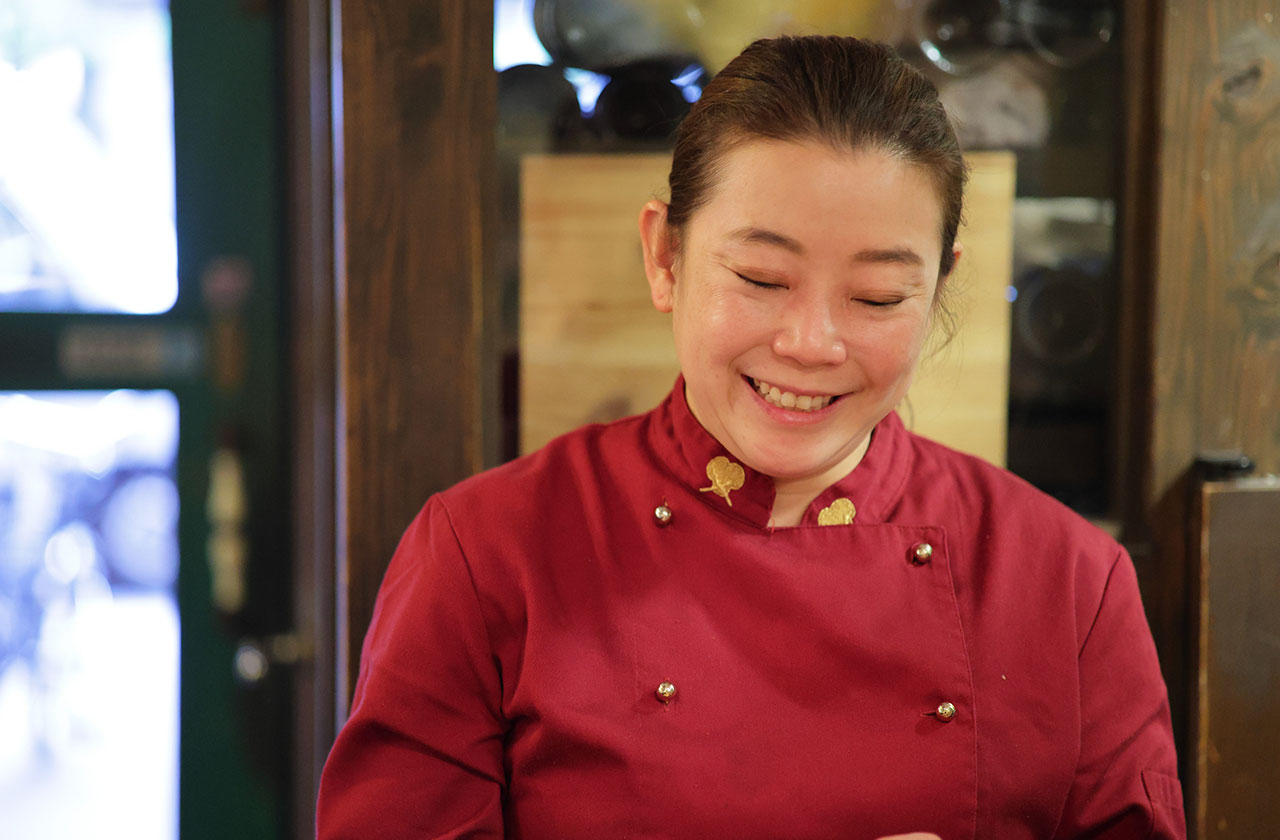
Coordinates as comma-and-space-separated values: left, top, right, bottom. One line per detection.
519, 151, 1015, 465
908, 152, 1016, 464
337, 0, 498, 697
1191, 478, 1280, 839
519, 155, 679, 455
1152, 3, 1280, 496
1144, 2, 1280, 794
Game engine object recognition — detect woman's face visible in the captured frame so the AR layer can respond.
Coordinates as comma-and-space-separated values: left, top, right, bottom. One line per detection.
641, 139, 953, 484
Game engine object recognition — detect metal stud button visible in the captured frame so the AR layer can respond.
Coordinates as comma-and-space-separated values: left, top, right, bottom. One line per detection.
912, 542, 934, 564
653, 504, 673, 526
655, 681, 677, 704
936, 701, 957, 721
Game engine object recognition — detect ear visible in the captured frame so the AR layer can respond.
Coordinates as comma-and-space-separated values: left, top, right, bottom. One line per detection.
928, 242, 963, 334
638, 199, 677, 313
941, 241, 964, 287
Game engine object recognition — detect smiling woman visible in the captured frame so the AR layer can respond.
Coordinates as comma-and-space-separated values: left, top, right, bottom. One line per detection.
317, 35, 1184, 840
640, 141, 948, 525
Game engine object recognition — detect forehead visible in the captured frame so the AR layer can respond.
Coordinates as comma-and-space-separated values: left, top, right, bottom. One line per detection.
689, 139, 945, 257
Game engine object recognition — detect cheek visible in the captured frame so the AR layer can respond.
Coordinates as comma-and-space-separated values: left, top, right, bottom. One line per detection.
673, 285, 758, 358
848, 317, 930, 379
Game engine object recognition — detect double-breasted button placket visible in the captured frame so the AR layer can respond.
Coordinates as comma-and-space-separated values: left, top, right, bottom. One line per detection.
911, 539, 953, 724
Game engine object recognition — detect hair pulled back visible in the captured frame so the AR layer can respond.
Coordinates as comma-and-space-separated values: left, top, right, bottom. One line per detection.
667, 35, 967, 279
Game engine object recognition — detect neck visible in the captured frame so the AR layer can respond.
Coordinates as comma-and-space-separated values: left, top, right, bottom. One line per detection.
767, 433, 872, 527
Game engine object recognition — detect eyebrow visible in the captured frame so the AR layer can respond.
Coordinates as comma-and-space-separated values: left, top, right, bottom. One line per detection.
730, 226, 805, 253
850, 246, 925, 267
728, 226, 925, 267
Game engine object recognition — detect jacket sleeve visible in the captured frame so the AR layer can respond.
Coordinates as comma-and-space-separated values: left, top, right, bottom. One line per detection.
1054, 549, 1185, 839
316, 496, 506, 839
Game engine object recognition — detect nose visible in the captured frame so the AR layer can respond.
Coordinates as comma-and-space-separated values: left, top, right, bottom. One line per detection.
772, 295, 847, 367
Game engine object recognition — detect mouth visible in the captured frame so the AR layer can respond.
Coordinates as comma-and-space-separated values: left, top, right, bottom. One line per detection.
745, 376, 841, 413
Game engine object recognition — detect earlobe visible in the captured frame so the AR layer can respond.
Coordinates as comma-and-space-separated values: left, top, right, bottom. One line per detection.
638, 199, 677, 313
944, 241, 964, 281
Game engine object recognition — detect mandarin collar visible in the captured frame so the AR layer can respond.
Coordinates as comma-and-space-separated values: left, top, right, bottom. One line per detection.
646, 375, 915, 530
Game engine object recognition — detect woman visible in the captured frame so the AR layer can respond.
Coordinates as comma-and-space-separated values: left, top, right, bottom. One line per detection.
317, 36, 1183, 839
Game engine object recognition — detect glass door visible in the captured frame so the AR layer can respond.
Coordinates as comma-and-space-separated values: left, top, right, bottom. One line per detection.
0, 1, 293, 837
0, 389, 180, 838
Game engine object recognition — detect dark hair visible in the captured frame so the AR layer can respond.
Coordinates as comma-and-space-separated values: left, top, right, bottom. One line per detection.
667, 36, 967, 281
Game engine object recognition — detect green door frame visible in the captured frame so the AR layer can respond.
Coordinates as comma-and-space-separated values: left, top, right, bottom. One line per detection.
172, 1, 293, 836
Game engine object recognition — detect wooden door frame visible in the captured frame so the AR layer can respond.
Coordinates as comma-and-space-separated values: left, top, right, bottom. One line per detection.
1117, 0, 1178, 753
284, 0, 340, 832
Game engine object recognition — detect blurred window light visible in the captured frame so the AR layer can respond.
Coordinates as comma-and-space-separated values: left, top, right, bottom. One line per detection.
0, 389, 179, 839
562, 67, 610, 117
672, 63, 704, 104
0, 0, 176, 314
494, 0, 552, 71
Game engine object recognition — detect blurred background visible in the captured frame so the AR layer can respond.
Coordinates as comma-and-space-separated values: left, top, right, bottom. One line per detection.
0, 0, 1276, 838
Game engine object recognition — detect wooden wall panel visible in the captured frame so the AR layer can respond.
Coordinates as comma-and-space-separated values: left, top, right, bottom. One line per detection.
908, 152, 1016, 464
519, 155, 679, 455
1191, 478, 1280, 838
1143, 1, 1280, 790
1152, 4, 1280, 498
337, 0, 498, 699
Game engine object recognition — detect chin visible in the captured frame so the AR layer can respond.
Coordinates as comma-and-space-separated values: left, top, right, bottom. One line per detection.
737, 441, 832, 481
756, 458, 835, 482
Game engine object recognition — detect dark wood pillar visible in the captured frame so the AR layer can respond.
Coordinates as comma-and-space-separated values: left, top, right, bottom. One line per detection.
334, 0, 499, 704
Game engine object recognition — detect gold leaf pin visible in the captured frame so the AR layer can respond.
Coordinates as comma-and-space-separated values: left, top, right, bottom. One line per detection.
817, 497, 856, 526
700, 456, 745, 506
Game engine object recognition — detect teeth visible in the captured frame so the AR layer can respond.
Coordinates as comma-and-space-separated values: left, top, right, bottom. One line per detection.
751, 379, 833, 412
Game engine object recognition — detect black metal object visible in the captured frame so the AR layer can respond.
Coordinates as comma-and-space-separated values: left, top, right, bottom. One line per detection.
1194, 451, 1256, 482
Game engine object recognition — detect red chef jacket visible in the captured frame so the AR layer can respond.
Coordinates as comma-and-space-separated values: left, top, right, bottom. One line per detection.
317, 379, 1184, 839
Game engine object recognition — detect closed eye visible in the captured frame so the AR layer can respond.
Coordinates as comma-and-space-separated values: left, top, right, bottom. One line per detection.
858, 298, 905, 308
737, 272, 785, 290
